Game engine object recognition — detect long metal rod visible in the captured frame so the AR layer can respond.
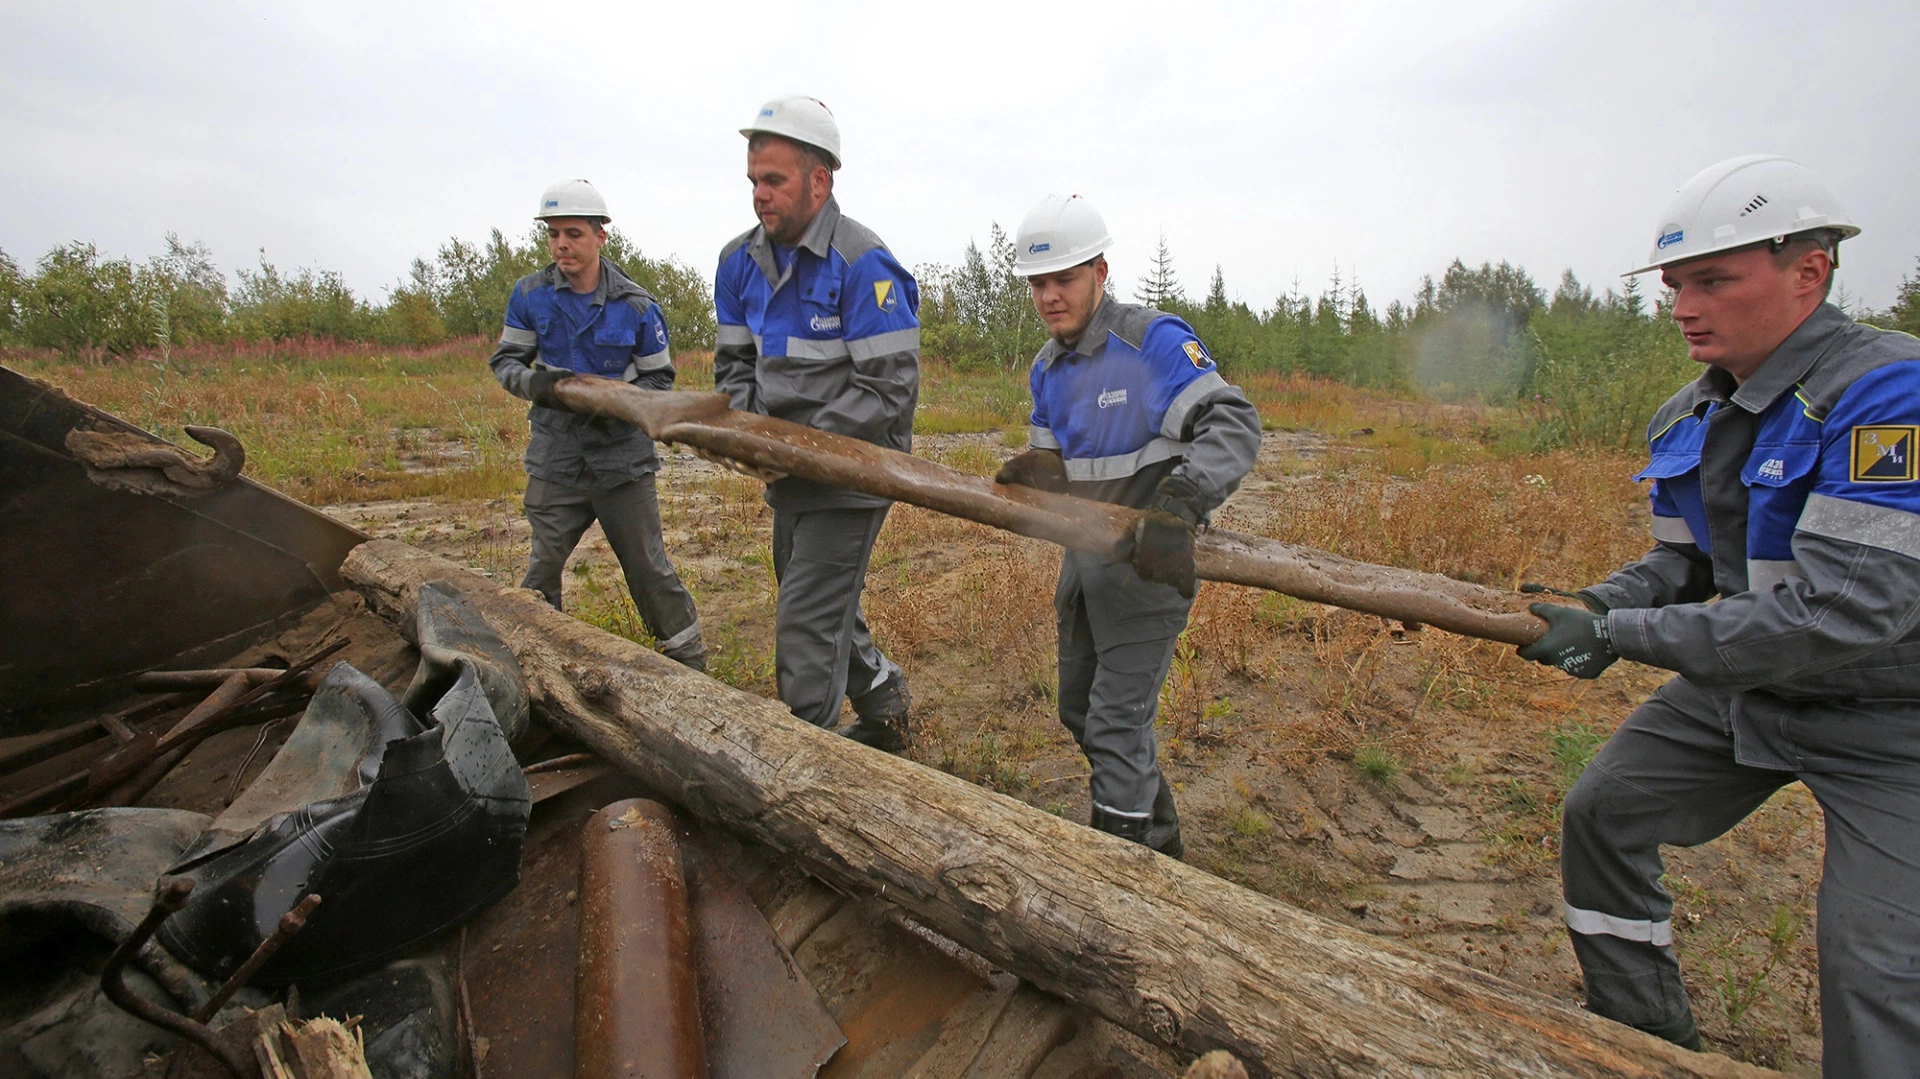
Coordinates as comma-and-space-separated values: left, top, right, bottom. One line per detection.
100, 877, 247, 1079
555, 382, 1547, 646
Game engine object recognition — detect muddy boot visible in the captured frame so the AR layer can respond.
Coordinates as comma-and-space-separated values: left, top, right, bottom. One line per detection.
1145, 772, 1185, 859
839, 669, 912, 752
1638, 1013, 1703, 1052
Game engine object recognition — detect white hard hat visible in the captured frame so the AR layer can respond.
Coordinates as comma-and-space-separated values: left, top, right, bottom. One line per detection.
1012, 194, 1113, 277
1625, 154, 1859, 276
535, 179, 610, 223
741, 95, 842, 170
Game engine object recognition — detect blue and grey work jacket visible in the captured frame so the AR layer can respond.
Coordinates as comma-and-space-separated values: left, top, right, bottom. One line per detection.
1027, 299, 1261, 518
1588, 303, 1920, 755
488, 257, 675, 488
713, 196, 920, 511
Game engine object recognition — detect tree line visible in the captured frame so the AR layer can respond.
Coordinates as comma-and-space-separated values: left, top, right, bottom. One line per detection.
2, 228, 1915, 449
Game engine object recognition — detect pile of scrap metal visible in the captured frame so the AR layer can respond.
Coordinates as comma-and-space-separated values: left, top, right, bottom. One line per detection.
1, 577, 844, 1079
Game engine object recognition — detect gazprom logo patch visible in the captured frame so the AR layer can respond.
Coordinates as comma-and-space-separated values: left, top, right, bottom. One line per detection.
809, 314, 842, 333
759, 108, 775, 117
1656, 228, 1685, 250
1097, 388, 1128, 409
544, 199, 559, 208
1027, 242, 1051, 254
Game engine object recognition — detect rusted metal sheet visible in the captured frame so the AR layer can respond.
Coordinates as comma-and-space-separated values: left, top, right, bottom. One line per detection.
678, 820, 845, 1079
0, 365, 366, 726
577, 798, 707, 1079
553, 381, 1546, 646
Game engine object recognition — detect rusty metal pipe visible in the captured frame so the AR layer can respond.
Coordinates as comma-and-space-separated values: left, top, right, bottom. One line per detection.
576, 799, 706, 1079
554, 381, 1548, 646
193, 893, 321, 1024
135, 667, 292, 690
100, 877, 247, 1079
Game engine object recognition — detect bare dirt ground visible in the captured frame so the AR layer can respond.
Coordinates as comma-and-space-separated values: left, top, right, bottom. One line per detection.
326, 432, 1829, 1074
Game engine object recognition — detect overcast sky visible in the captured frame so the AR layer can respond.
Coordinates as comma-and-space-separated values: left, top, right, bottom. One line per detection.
4, 0, 1916, 313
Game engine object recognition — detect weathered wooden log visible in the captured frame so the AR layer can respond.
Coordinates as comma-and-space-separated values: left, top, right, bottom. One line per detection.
551, 381, 1547, 646
344, 539, 1769, 1079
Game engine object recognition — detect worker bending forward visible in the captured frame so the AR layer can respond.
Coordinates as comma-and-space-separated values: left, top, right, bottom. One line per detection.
995, 195, 1260, 856
489, 179, 706, 670
1520, 155, 1920, 1075
712, 96, 919, 749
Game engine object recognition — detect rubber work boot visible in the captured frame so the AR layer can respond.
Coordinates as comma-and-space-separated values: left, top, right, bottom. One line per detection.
663, 639, 708, 674
1145, 773, 1185, 859
1090, 805, 1151, 844
838, 669, 912, 752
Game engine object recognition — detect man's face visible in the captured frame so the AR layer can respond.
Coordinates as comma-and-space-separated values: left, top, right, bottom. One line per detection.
546, 218, 606, 282
748, 138, 828, 246
1661, 245, 1830, 380
1028, 260, 1109, 345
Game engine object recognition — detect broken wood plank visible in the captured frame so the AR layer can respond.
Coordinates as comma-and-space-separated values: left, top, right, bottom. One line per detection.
344, 539, 1772, 1079
551, 381, 1546, 646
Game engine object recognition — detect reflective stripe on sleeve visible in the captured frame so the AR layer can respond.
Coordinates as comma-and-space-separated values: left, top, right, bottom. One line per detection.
1062, 437, 1185, 482
1028, 425, 1061, 450
1746, 559, 1801, 592
1650, 514, 1696, 544
1798, 493, 1920, 561
715, 324, 754, 348
848, 327, 920, 362
1159, 371, 1230, 439
785, 337, 852, 361
500, 325, 537, 347
1564, 903, 1674, 946
631, 348, 673, 373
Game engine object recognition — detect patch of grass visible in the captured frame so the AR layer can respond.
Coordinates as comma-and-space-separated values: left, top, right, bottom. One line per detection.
1227, 803, 1272, 837
1352, 742, 1402, 785
1711, 904, 1806, 1029
1548, 718, 1606, 794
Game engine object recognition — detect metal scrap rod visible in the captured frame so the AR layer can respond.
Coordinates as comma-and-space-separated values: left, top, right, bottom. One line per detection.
555, 381, 1548, 647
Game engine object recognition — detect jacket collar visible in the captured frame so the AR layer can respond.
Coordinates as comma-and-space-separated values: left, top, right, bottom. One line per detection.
748, 196, 841, 290
1686, 302, 1851, 416
1035, 294, 1120, 370
542, 256, 635, 306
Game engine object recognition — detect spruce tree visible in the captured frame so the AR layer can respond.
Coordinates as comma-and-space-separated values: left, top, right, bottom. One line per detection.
1135, 233, 1182, 307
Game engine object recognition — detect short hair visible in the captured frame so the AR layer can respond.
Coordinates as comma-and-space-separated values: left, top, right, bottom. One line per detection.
748, 132, 835, 184
1771, 228, 1842, 300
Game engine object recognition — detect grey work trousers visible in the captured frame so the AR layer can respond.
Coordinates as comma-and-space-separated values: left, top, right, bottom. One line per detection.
771, 505, 899, 729
522, 474, 704, 665
1561, 675, 1920, 1076
1056, 551, 1191, 820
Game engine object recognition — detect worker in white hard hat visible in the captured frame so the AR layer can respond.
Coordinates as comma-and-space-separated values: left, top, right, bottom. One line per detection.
993, 194, 1262, 857
1518, 155, 1920, 1072
711, 95, 920, 749
488, 179, 706, 669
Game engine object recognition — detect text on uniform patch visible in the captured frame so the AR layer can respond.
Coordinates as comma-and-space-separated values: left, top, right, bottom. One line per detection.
1851, 425, 1918, 482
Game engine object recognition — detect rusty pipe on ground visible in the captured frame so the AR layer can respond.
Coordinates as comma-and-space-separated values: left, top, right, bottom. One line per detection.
576, 799, 707, 1079
135, 667, 296, 690
553, 381, 1547, 646
101, 877, 248, 1079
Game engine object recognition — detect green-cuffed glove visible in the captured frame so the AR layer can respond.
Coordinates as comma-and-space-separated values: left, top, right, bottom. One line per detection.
994, 448, 1069, 494
529, 368, 574, 411
1517, 602, 1617, 679
1123, 509, 1197, 598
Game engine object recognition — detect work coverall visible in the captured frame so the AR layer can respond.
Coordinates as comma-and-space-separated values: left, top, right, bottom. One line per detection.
1561, 302, 1920, 1074
1027, 300, 1261, 850
489, 257, 705, 669
712, 196, 920, 729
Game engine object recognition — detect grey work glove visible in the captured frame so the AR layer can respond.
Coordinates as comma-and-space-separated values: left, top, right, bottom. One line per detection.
994, 448, 1069, 494
1517, 602, 1617, 679
1120, 509, 1197, 599
529, 368, 574, 411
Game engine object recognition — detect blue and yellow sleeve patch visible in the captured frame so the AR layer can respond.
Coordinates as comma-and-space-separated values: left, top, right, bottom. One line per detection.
1851, 425, 1918, 482
874, 279, 898, 313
